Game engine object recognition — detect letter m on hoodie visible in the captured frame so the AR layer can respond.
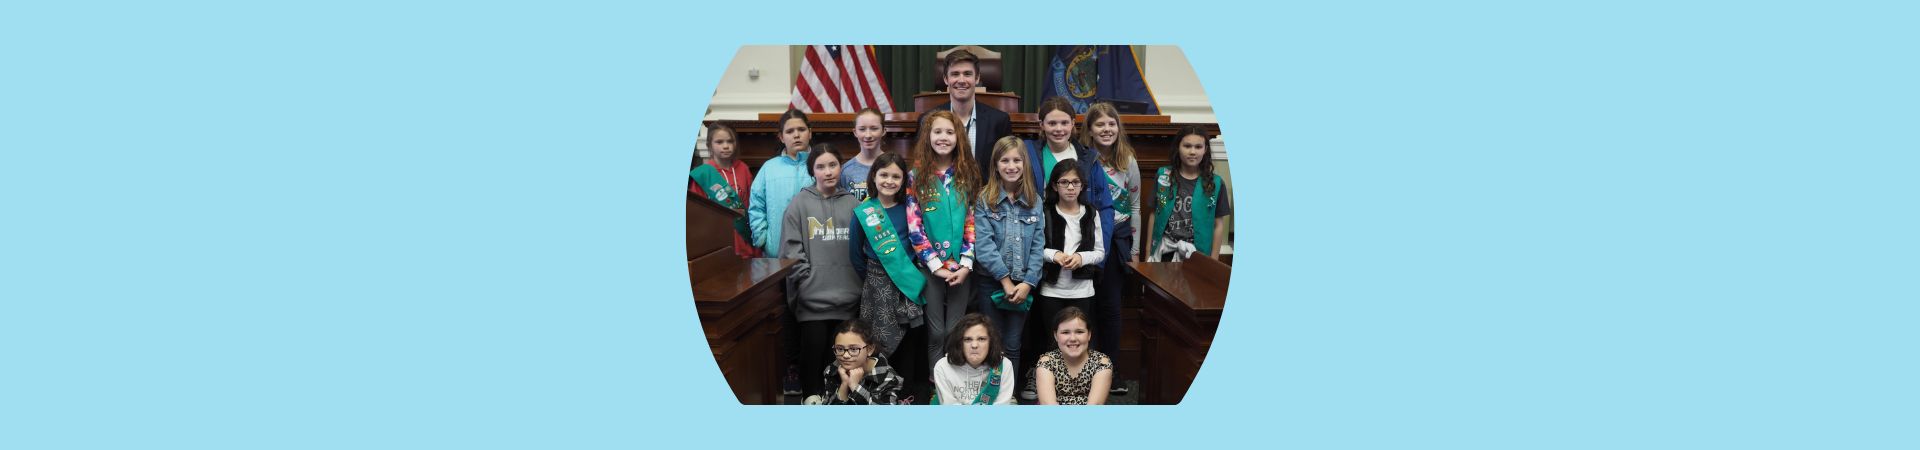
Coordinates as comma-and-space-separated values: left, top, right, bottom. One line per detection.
808, 217, 842, 241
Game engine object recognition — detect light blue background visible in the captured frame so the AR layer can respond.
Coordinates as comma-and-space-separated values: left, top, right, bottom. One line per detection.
4, 1, 1914, 448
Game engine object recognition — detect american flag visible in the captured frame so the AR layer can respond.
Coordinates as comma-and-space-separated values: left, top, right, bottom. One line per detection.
789, 45, 895, 114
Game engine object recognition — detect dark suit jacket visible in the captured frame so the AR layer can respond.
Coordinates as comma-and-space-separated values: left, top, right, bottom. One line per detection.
931, 101, 1013, 186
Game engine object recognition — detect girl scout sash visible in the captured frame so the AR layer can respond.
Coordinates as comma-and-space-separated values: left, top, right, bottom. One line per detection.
690, 164, 751, 240
930, 364, 1004, 405
1151, 166, 1224, 255
857, 198, 925, 305
912, 169, 970, 271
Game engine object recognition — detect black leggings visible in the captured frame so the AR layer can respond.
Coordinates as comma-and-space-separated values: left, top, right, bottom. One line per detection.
797, 319, 839, 397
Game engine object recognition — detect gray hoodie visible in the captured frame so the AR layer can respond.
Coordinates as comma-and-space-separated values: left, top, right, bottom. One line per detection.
780, 185, 862, 322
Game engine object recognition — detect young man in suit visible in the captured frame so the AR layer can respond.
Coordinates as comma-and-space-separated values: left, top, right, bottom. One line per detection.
930, 49, 1014, 187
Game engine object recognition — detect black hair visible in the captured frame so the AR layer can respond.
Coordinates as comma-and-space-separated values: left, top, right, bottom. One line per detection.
1044, 159, 1088, 207
1172, 125, 1217, 197
833, 318, 877, 348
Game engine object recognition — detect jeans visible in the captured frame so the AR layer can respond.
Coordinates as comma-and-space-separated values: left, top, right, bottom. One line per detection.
972, 277, 1031, 377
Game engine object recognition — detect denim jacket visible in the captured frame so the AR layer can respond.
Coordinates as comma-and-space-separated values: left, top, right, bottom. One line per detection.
973, 191, 1046, 287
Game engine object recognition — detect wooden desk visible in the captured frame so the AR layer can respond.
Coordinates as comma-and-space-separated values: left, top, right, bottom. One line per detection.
1126, 254, 1230, 404
686, 191, 795, 404
692, 257, 793, 405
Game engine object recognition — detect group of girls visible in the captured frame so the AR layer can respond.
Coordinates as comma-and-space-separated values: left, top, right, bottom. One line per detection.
688, 97, 1232, 405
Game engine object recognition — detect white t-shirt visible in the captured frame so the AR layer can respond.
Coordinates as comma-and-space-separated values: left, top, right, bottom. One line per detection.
932, 356, 1016, 405
1041, 204, 1104, 299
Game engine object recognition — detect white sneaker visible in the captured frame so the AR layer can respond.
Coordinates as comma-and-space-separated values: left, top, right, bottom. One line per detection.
803, 395, 827, 405
1019, 386, 1037, 401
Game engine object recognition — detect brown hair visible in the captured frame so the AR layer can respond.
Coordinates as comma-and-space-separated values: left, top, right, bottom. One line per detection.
909, 110, 979, 202
1053, 306, 1090, 332
698, 123, 738, 169
942, 49, 979, 77
865, 152, 909, 205
705, 123, 737, 148
805, 143, 839, 178
1080, 102, 1136, 171
778, 108, 810, 129
942, 313, 1003, 367
976, 136, 1038, 208
1036, 96, 1080, 147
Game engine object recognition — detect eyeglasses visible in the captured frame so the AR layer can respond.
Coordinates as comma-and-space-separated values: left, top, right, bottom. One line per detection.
831, 345, 868, 356
1056, 179, 1083, 187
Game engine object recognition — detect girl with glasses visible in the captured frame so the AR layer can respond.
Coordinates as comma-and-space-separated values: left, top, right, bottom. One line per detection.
815, 319, 904, 405
1027, 160, 1105, 401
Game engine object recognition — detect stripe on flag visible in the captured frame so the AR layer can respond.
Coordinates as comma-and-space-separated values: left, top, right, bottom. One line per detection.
790, 45, 896, 114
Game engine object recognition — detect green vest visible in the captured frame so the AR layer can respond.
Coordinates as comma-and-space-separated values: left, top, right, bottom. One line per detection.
690, 164, 751, 240
914, 170, 969, 269
1151, 166, 1224, 255
857, 199, 925, 305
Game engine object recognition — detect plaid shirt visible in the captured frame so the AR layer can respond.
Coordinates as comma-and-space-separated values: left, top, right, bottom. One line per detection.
821, 355, 904, 405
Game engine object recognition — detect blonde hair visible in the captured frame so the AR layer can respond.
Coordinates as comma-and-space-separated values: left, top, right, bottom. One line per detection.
977, 136, 1038, 209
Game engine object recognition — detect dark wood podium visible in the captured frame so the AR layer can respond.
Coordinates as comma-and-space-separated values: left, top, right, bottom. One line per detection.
911, 91, 1021, 116
1127, 253, 1231, 404
686, 192, 794, 404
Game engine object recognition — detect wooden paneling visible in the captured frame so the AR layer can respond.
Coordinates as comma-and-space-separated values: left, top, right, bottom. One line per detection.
689, 188, 796, 404
1127, 253, 1230, 404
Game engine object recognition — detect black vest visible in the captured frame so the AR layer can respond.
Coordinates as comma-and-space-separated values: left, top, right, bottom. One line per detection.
1042, 200, 1102, 283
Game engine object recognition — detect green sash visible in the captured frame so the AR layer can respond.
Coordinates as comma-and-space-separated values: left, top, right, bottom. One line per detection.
915, 170, 969, 268
857, 198, 925, 305
1104, 166, 1132, 220
974, 364, 1004, 404
930, 363, 1004, 405
690, 164, 750, 240
1151, 166, 1222, 255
